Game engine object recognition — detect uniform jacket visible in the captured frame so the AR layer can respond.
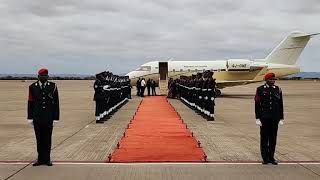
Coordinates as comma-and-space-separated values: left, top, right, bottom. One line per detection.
27, 81, 60, 124
255, 84, 284, 120
207, 78, 216, 98
94, 79, 105, 101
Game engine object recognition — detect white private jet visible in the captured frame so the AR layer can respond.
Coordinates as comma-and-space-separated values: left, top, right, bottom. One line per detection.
126, 31, 319, 95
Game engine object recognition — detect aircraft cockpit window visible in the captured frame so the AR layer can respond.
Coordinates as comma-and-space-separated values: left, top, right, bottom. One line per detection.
136, 66, 151, 71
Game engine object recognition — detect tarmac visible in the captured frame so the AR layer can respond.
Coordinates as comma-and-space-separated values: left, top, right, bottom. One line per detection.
0, 80, 319, 180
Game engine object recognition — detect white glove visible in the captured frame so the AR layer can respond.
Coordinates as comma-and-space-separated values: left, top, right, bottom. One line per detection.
28, 120, 33, 127
103, 85, 110, 90
53, 120, 59, 127
279, 120, 284, 126
256, 119, 262, 126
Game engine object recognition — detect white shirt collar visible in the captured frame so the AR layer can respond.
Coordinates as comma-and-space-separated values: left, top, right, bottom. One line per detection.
39, 81, 48, 88
264, 83, 275, 88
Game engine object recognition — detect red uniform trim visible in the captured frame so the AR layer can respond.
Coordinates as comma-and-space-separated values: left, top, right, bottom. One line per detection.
254, 90, 260, 102
28, 86, 34, 101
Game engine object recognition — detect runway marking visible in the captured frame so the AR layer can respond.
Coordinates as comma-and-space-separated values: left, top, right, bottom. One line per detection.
1, 161, 320, 165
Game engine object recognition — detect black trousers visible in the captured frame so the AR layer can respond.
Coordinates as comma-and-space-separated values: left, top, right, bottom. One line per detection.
95, 100, 104, 116
208, 97, 215, 114
147, 86, 151, 96
137, 86, 141, 96
151, 87, 156, 96
260, 118, 279, 162
128, 88, 132, 99
34, 123, 53, 163
140, 86, 145, 97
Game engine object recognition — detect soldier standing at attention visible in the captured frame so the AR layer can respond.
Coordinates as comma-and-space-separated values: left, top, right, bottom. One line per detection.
27, 68, 60, 166
255, 72, 284, 165
195, 73, 203, 113
207, 71, 216, 121
94, 73, 105, 123
126, 76, 132, 99
201, 71, 209, 116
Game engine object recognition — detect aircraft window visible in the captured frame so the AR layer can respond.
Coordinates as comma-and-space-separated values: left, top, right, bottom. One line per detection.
136, 66, 151, 71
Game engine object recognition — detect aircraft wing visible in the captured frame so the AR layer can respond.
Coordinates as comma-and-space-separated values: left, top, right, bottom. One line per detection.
216, 66, 267, 89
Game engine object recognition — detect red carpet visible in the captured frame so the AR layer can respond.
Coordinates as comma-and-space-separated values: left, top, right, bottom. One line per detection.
108, 96, 206, 162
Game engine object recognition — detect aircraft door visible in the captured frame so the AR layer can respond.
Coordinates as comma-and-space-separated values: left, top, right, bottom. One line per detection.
159, 62, 168, 80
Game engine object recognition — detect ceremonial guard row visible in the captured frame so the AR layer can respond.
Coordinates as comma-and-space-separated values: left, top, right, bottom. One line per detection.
93, 71, 131, 123
168, 71, 217, 121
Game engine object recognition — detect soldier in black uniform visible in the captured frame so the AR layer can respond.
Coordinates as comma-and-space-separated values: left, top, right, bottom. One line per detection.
27, 68, 60, 166
207, 71, 216, 121
94, 73, 105, 123
190, 75, 196, 108
255, 72, 284, 165
201, 71, 209, 116
195, 73, 203, 113
125, 76, 132, 99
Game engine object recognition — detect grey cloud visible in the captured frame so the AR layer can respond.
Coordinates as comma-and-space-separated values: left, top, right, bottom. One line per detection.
0, 0, 319, 74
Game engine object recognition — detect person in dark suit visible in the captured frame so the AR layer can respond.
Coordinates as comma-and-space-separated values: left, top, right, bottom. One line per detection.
136, 78, 141, 96
151, 79, 156, 96
255, 72, 284, 165
146, 79, 151, 96
27, 68, 60, 166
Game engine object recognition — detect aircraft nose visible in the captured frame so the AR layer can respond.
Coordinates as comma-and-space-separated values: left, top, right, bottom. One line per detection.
126, 72, 133, 79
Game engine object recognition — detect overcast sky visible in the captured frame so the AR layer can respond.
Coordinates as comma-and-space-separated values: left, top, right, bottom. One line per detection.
0, 0, 320, 74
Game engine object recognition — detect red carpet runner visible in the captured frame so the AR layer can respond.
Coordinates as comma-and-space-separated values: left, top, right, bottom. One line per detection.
108, 96, 206, 162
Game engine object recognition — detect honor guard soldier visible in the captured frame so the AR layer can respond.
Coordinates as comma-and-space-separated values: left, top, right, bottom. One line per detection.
201, 71, 209, 115
94, 73, 105, 123
126, 76, 132, 99
195, 73, 203, 113
255, 72, 284, 165
207, 71, 216, 121
190, 75, 196, 107
27, 68, 60, 166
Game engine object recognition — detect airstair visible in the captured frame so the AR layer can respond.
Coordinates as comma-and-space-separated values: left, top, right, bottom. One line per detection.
159, 79, 168, 95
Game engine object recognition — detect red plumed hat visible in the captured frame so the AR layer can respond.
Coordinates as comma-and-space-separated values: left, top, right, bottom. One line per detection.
38, 68, 49, 76
264, 72, 275, 80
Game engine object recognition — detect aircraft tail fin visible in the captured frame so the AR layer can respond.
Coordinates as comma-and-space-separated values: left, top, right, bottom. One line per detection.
266, 31, 320, 65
